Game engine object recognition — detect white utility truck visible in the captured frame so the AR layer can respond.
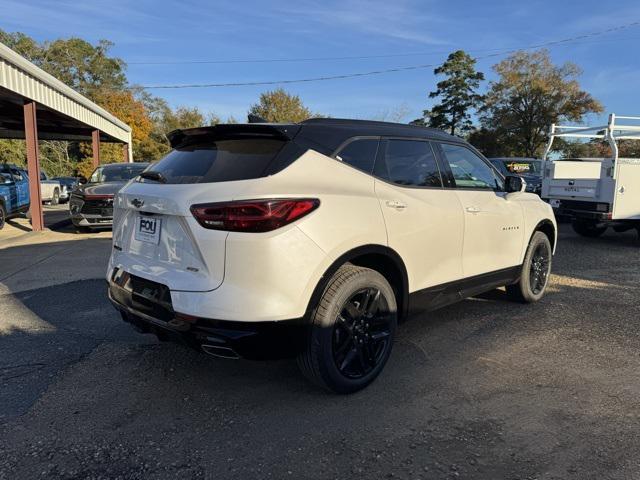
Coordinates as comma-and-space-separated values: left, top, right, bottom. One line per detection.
542, 114, 640, 239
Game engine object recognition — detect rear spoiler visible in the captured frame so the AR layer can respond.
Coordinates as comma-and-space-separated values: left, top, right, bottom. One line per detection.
167, 124, 301, 148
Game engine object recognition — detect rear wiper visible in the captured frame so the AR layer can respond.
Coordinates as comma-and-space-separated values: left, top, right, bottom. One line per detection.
139, 171, 167, 183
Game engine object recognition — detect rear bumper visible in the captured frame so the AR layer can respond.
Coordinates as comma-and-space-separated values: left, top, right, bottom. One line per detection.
107, 276, 306, 360
554, 207, 610, 221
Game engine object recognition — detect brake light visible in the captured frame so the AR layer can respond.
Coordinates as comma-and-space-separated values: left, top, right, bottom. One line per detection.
190, 198, 320, 232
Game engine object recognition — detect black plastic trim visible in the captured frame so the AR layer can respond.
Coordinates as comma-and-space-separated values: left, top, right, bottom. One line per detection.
304, 244, 410, 320
408, 265, 521, 314
108, 278, 305, 360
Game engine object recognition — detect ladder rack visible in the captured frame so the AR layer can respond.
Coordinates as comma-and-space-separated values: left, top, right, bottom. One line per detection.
543, 113, 640, 161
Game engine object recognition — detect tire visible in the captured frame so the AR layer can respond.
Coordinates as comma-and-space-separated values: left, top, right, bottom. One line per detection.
572, 219, 606, 238
297, 264, 397, 394
506, 231, 552, 303
0, 203, 6, 230
50, 189, 60, 206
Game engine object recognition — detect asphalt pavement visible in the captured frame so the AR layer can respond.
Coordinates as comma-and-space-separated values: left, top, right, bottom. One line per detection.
1, 225, 639, 480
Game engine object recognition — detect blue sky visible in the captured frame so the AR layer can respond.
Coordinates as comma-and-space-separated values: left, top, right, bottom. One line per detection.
2, 0, 640, 124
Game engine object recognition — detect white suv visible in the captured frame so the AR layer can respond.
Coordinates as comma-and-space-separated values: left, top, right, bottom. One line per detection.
108, 119, 556, 393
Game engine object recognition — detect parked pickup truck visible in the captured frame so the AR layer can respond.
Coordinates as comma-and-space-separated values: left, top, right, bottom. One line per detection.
39, 171, 62, 205
542, 113, 640, 239
0, 163, 30, 230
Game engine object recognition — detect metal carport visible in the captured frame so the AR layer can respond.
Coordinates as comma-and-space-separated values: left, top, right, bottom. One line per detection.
0, 41, 132, 231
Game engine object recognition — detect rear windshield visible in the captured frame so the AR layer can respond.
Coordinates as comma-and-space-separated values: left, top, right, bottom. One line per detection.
142, 138, 286, 184
89, 164, 148, 183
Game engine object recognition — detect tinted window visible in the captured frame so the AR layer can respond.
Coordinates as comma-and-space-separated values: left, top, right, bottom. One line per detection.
441, 144, 503, 190
490, 160, 507, 175
10, 169, 24, 181
335, 139, 378, 173
89, 164, 148, 183
144, 138, 285, 184
377, 140, 442, 187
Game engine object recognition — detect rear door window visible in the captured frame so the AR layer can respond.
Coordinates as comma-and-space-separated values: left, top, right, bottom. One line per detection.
144, 138, 286, 184
335, 138, 379, 174
375, 139, 442, 187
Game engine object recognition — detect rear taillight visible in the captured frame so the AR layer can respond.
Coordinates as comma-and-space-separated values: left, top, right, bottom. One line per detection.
190, 198, 320, 232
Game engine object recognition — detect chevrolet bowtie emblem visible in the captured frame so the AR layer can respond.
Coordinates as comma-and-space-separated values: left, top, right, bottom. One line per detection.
131, 198, 144, 208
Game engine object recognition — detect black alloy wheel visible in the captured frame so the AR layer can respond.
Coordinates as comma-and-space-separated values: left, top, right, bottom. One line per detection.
529, 243, 551, 295
332, 287, 393, 379
506, 231, 553, 303
298, 264, 397, 394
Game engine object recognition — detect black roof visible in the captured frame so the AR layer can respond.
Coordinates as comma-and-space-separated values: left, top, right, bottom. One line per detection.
167, 118, 463, 154
300, 118, 458, 139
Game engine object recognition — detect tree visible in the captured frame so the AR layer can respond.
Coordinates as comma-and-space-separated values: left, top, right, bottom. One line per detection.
0, 30, 126, 100
479, 49, 603, 157
467, 128, 504, 158
417, 50, 484, 135
248, 89, 317, 123
0, 30, 226, 168
137, 91, 219, 158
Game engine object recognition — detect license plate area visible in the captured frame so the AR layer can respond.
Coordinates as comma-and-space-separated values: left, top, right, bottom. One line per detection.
134, 215, 161, 245
111, 269, 174, 321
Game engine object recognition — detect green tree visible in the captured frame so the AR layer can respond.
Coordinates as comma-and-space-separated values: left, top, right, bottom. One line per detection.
416, 50, 484, 135
248, 88, 318, 123
0, 29, 228, 170
0, 30, 126, 100
479, 49, 603, 157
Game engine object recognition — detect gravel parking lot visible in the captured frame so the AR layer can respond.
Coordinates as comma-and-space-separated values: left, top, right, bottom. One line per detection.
1, 225, 639, 480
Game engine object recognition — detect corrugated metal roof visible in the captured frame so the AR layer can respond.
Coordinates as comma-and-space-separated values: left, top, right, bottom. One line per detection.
0, 42, 131, 144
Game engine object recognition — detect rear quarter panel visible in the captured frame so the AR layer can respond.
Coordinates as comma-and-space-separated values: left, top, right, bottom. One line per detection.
226, 150, 389, 318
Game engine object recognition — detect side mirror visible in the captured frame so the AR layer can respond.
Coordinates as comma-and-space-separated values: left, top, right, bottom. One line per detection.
505, 175, 526, 193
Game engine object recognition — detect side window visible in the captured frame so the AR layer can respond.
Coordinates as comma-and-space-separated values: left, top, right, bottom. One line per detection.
440, 143, 503, 191
376, 139, 442, 187
489, 160, 506, 176
335, 138, 379, 174
10, 169, 24, 182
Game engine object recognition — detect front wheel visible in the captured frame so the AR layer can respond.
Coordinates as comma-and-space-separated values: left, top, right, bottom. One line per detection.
506, 231, 552, 303
297, 265, 397, 394
50, 189, 60, 206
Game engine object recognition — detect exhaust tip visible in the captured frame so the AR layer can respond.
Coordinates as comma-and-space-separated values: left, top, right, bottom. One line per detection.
202, 344, 240, 360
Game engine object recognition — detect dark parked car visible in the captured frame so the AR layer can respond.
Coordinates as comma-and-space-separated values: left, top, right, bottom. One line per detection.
69, 163, 149, 231
489, 157, 543, 195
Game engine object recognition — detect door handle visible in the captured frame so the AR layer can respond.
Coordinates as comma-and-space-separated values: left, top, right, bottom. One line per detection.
385, 200, 407, 210
465, 206, 481, 213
